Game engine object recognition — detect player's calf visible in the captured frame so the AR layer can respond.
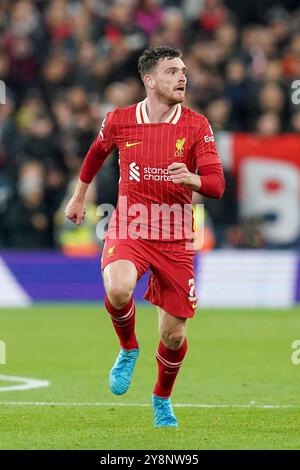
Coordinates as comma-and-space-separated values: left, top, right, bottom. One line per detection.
105, 295, 139, 395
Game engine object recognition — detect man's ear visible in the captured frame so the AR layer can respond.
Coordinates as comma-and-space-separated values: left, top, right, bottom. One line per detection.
144, 74, 155, 90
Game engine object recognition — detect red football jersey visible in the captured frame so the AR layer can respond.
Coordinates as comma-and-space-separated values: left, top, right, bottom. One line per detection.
80, 99, 225, 250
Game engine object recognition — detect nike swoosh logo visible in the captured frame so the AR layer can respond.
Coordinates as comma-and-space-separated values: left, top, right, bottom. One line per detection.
192, 303, 197, 309
126, 142, 142, 148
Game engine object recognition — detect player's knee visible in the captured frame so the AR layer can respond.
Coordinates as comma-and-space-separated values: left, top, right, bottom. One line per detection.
161, 330, 185, 350
106, 285, 132, 309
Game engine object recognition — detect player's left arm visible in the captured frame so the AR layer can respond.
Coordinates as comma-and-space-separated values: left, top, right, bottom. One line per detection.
168, 116, 225, 199
168, 162, 202, 191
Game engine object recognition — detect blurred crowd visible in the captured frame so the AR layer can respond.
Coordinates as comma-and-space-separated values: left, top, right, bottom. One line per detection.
0, 0, 299, 251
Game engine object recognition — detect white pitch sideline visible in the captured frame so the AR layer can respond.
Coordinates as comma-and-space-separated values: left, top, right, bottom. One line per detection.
0, 401, 300, 409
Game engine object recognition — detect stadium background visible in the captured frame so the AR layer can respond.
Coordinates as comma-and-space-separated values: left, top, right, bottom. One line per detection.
1, 0, 300, 450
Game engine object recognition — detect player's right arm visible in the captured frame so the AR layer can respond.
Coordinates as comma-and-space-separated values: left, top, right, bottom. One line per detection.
65, 112, 116, 225
193, 115, 225, 199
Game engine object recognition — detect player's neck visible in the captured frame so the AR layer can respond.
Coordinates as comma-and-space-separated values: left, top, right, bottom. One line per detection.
145, 96, 178, 123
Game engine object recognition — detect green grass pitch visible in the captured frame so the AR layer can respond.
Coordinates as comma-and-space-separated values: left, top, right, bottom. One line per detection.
0, 304, 300, 449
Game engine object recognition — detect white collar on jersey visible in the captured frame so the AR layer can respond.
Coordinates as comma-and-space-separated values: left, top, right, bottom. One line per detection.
136, 98, 182, 124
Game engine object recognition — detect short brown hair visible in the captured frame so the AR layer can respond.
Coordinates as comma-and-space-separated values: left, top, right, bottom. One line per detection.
138, 46, 182, 80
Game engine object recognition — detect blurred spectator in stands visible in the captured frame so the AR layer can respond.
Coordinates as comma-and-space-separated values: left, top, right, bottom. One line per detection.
0, 91, 17, 246
51, 96, 73, 132
19, 112, 65, 172
202, 170, 239, 248
291, 111, 300, 132
17, 112, 66, 214
256, 112, 282, 136
283, 33, 300, 80
15, 88, 46, 132
205, 97, 237, 131
195, 0, 230, 33
134, 0, 163, 37
73, 40, 97, 90
241, 25, 276, 80
40, 51, 72, 102
4, 161, 53, 248
73, 104, 96, 158
225, 57, 252, 128
3, 0, 47, 102
0, 90, 19, 178
248, 82, 288, 131
124, 77, 145, 103
45, 0, 74, 51
105, 0, 145, 50
180, 0, 204, 21
70, 3, 94, 47
258, 83, 286, 116
183, 49, 222, 109
239, 216, 266, 249
0, 49, 9, 90
184, 37, 226, 111
266, 7, 291, 52
157, 7, 185, 48
66, 87, 96, 157
191, 37, 226, 71
51, 95, 82, 176
92, 1, 146, 86
191, 201, 216, 252
102, 81, 139, 115
262, 58, 284, 83
215, 21, 238, 58
54, 177, 100, 255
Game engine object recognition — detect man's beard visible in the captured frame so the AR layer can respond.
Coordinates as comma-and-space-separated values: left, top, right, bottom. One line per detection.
155, 86, 184, 105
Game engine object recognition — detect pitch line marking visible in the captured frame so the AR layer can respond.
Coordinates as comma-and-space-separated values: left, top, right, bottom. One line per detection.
0, 375, 50, 392
0, 401, 299, 409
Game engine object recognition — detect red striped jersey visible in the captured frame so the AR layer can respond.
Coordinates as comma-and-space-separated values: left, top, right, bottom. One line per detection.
80, 99, 225, 250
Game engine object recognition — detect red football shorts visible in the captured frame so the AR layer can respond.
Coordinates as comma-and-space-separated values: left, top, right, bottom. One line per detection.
101, 238, 197, 318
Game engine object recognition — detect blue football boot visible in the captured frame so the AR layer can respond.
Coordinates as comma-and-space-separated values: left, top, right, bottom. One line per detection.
109, 348, 139, 395
152, 394, 178, 428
